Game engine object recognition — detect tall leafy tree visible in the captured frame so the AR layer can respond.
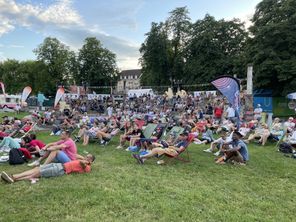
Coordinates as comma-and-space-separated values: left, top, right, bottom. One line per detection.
139, 7, 191, 87
0, 60, 49, 94
77, 37, 118, 87
166, 7, 191, 81
185, 15, 248, 83
248, 0, 296, 95
34, 37, 77, 94
139, 22, 171, 86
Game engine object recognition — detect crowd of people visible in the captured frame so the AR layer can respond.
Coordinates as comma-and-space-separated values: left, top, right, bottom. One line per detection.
1, 92, 295, 184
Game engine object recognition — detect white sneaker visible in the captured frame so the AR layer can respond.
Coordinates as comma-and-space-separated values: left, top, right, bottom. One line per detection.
214, 151, 220, 156
1, 171, 14, 183
3, 147, 10, 153
116, 145, 123, 149
157, 160, 165, 165
194, 141, 202, 145
50, 132, 54, 136
203, 148, 212, 153
27, 160, 40, 167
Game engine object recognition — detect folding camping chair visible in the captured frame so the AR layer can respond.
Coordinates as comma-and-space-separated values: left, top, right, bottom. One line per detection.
160, 126, 185, 145
142, 124, 158, 139
160, 133, 195, 164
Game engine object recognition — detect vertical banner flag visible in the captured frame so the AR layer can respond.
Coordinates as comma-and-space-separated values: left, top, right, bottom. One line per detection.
211, 76, 241, 126
54, 87, 65, 107
21, 86, 32, 104
0, 82, 6, 95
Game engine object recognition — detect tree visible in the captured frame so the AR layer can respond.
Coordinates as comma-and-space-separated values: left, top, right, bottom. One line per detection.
248, 0, 296, 95
139, 22, 171, 86
139, 7, 191, 87
184, 15, 248, 84
34, 37, 77, 94
166, 7, 191, 81
77, 37, 118, 88
0, 60, 49, 94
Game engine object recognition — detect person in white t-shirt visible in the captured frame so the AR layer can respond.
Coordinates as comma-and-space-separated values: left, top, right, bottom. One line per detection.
254, 104, 263, 121
203, 128, 231, 155
107, 106, 113, 118
226, 105, 236, 123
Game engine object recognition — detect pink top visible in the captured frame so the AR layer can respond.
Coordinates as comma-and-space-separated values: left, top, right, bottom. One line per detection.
56, 139, 77, 160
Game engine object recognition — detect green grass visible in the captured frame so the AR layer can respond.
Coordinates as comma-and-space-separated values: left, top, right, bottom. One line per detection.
0, 111, 30, 119
0, 132, 296, 221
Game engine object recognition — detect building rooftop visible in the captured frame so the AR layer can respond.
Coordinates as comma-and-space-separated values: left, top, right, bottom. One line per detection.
120, 69, 141, 78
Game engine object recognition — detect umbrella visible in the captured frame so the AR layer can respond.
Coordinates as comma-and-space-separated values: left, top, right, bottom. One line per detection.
287, 92, 296, 99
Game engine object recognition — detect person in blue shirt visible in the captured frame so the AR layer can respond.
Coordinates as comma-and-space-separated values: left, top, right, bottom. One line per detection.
220, 131, 249, 165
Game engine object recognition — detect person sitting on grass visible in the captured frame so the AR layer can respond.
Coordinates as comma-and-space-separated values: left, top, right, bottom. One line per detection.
200, 124, 215, 144
1, 154, 95, 184
28, 130, 77, 167
23, 134, 46, 156
132, 132, 189, 164
216, 131, 249, 165
203, 127, 230, 156
96, 120, 120, 145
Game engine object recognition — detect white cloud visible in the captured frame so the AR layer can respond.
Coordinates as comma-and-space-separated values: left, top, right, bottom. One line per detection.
0, 0, 82, 30
8, 44, 24, 48
0, 0, 142, 69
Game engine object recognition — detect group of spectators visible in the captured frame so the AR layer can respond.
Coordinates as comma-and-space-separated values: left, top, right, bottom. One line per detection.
1, 92, 296, 184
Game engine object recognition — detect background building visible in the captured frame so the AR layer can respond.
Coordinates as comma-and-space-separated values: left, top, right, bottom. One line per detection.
116, 69, 142, 94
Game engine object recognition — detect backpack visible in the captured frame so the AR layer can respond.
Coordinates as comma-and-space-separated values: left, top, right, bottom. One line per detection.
278, 142, 293, 154
9, 148, 27, 165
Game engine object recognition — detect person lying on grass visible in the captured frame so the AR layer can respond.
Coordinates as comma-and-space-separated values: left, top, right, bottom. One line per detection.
132, 132, 189, 164
215, 131, 249, 165
28, 130, 77, 167
1, 154, 95, 184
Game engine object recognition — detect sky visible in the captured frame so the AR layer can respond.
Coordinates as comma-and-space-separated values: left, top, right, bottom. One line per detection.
0, 0, 261, 70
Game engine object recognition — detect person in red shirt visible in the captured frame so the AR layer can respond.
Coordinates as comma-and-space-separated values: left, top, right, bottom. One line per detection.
1, 154, 95, 183
0, 126, 8, 138
22, 134, 46, 156
214, 105, 223, 123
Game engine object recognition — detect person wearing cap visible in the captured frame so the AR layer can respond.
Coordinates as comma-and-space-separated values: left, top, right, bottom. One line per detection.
132, 132, 189, 164
218, 131, 249, 165
254, 104, 263, 121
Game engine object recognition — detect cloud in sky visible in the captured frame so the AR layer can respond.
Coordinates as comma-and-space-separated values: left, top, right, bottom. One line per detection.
0, 0, 141, 69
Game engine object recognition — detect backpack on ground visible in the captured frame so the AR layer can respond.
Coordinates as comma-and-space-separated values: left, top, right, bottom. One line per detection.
278, 142, 293, 154
9, 148, 27, 165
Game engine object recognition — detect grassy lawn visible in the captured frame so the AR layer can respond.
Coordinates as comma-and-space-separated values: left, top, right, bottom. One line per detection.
0, 111, 30, 119
0, 129, 296, 221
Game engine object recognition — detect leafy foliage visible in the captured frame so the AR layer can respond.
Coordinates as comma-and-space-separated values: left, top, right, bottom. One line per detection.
77, 37, 118, 87
247, 0, 296, 95
140, 8, 248, 88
